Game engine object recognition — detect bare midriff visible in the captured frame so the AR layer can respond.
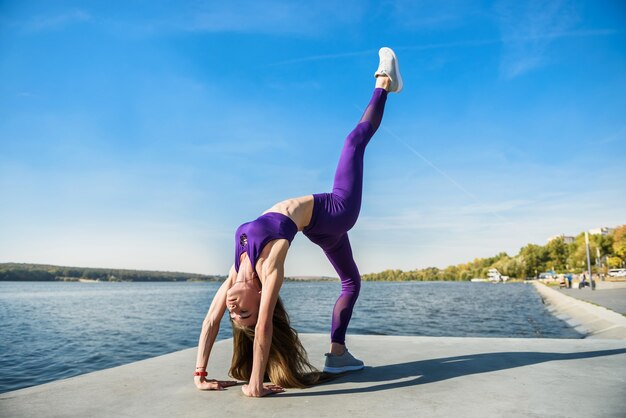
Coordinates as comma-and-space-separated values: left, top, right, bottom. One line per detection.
262, 195, 314, 232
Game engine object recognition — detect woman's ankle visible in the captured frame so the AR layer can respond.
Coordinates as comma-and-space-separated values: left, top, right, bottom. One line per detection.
375, 75, 391, 91
330, 342, 346, 355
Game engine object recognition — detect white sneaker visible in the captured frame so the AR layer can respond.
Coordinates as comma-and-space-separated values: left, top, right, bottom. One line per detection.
323, 349, 365, 373
374, 47, 403, 93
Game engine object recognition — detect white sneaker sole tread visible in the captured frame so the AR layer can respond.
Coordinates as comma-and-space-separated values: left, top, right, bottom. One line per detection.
323, 364, 365, 373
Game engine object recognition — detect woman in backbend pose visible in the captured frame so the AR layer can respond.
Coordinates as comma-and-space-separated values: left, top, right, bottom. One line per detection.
194, 47, 403, 397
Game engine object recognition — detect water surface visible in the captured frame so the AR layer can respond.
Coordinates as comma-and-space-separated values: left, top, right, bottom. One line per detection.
0, 281, 580, 393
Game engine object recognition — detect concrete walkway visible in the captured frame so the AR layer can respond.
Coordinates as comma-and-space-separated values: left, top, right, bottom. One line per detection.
1, 334, 625, 418
533, 282, 626, 339
558, 287, 626, 315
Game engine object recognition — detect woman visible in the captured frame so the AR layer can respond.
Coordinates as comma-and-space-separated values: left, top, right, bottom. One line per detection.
194, 47, 403, 397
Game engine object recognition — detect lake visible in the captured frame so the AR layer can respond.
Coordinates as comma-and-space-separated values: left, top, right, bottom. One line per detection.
0, 280, 580, 393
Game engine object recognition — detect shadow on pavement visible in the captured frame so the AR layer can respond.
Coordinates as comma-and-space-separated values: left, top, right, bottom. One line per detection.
279, 348, 626, 397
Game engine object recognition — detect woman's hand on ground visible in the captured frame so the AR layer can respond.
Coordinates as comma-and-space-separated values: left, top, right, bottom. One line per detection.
194, 376, 238, 391
241, 383, 285, 397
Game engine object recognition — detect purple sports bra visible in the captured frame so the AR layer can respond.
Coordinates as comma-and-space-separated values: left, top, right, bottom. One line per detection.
234, 212, 298, 275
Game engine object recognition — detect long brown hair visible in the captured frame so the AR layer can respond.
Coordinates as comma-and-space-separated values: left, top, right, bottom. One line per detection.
229, 297, 325, 388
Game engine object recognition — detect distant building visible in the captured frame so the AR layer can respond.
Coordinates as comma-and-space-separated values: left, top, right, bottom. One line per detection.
547, 234, 575, 244
588, 227, 615, 236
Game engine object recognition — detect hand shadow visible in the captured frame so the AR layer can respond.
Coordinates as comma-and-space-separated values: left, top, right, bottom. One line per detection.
279, 347, 626, 397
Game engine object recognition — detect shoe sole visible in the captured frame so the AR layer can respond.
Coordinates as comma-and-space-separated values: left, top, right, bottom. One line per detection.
379, 47, 403, 93
323, 364, 365, 373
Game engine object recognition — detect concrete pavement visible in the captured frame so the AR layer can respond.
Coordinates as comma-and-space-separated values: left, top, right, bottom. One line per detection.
1, 334, 625, 418
533, 282, 626, 339
558, 287, 626, 315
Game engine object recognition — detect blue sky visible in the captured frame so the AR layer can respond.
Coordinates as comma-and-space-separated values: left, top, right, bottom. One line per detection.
1, 1, 625, 276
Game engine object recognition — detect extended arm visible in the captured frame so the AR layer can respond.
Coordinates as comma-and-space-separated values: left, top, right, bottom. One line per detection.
242, 240, 289, 397
194, 265, 238, 390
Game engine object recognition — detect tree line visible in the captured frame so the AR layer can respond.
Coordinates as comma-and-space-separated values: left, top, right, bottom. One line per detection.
362, 225, 626, 282
0, 263, 225, 282
2, 225, 624, 282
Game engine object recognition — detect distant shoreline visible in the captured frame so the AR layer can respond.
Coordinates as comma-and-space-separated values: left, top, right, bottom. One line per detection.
0, 262, 225, 283
1, 262, 348, 283
0, 262, 530, 283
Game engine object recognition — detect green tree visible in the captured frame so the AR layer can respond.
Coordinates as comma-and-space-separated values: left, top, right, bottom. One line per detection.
492, 255, 523, 278
608, 256, 624, 269
546, 237, 569, 272
613, 225, 626, 260
519, 244, 548, 278
567, 233, 588, 273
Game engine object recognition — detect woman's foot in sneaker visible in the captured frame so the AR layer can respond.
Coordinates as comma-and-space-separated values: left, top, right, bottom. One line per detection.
374, 47, 403, 93
323, 349, 364, 373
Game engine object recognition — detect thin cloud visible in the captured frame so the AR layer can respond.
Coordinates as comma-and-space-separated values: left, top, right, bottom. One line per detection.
594, 125, 626, 145
496, 0, 578, 78
271, 41, 499, 66
271, 28, 620, 66
386, 0, 479, 30
191, 137, 289, 156
504, 28, 621, 43
185, 2, 315, 34
18, 9, 91, 32
458, 199, 532, 215
17, 91, 37, 98
117, 0, 366, 37
379, 124, 527, 238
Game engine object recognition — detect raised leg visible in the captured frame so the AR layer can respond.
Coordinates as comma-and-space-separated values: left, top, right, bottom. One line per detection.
304, 81, 392, 356
329, 88, 388, 231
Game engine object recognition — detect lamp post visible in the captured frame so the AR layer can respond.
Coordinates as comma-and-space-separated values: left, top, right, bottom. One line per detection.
585, 232, 595, 290
596, 247, 604, 280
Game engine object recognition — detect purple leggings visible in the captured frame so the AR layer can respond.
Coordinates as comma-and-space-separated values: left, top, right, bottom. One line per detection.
303, 88, 388, 344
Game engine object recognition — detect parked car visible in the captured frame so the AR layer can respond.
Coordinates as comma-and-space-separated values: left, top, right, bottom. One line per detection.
608, 269, 626, 277
538, 270, 557, 280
